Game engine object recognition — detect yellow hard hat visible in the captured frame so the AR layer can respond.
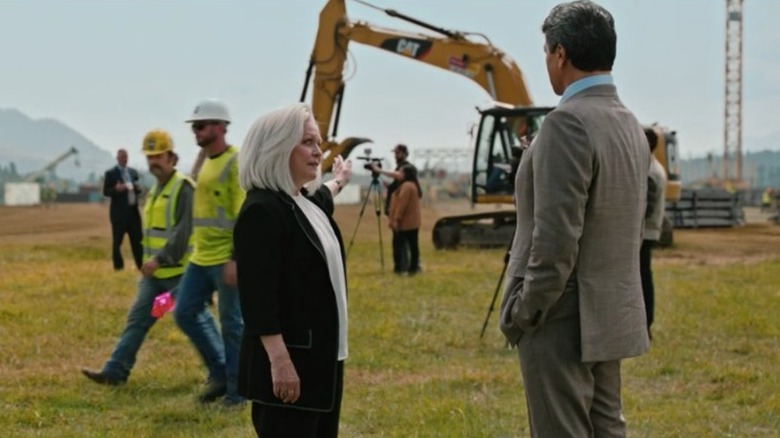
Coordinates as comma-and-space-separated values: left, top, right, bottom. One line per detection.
142, 129, 174, 156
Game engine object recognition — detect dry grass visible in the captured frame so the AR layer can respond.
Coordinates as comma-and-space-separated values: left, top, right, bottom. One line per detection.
1, 202, 779, 436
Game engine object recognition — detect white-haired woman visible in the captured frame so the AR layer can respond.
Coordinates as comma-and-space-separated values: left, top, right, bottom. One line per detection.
234, 103, 352, 437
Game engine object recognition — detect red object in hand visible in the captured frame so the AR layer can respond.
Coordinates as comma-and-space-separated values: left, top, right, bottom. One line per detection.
151, 291, 175, 318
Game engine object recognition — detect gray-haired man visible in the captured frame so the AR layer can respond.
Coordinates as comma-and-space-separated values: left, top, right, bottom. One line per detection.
500, 2, 650, 436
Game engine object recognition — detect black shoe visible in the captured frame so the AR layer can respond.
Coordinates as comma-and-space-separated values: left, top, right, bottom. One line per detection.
81, 368, 126, 386
198, 380, 227, 403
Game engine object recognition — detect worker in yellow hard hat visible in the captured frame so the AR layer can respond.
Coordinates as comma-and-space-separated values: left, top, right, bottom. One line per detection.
82, 129, 195, 386
174, 99, 247, 407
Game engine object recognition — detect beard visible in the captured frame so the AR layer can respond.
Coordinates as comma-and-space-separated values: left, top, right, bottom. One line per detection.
196, 133, 216, 148
149, 165, 163, 177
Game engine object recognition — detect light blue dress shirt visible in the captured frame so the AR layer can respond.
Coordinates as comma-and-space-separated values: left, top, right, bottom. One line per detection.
560, 74, 614, 104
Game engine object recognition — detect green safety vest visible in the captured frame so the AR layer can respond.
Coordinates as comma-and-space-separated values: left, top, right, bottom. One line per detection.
191, 146, 246, 266
143, 171, 194, 279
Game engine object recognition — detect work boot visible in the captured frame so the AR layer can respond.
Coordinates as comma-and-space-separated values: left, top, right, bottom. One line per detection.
219, 396, 246, 410
81, 368, 126, 386
198, 380, 227, 403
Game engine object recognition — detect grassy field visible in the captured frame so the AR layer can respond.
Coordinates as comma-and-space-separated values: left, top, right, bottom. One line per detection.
1, 203, 779, 437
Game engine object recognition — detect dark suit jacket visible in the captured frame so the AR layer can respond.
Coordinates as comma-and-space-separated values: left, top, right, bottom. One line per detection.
103, 166, 142, 221
234, 185, 345, 412
500, 84, 651, 362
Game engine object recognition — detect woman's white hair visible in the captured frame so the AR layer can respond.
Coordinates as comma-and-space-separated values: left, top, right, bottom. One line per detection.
239, 103, 322, 196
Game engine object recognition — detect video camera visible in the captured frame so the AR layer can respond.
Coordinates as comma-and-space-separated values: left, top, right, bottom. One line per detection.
355, 148, 383, 176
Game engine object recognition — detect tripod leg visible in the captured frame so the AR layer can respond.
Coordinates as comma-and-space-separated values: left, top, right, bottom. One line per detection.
480, 250, 511, 339
373, 182, 385, 273
347, 181, 376, 257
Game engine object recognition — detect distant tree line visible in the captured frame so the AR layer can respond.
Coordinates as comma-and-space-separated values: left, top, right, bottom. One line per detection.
0, 162, 21, 181
680, 150, 780, 189
754, 165, 780, 189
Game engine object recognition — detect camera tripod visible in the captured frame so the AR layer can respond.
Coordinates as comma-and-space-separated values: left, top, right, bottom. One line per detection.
480, 237, 513, 339
346, 173, 386, 272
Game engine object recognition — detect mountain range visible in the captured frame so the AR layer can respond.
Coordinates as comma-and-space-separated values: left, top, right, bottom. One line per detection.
0, 108, 114, 182
1, 107, 779, 189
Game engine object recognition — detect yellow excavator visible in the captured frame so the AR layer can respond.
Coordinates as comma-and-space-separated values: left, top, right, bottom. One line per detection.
301, 0, 539, 171
301, 0, 681, 249
300, 0, 553, 248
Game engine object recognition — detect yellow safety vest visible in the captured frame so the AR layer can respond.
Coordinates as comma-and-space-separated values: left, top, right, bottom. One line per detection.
191, 146, 246, 266
143, 171, 194, 279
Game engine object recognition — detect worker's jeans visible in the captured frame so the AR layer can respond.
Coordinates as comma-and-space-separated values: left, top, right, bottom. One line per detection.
103, 275, 181, 381
174, 262, 244, 402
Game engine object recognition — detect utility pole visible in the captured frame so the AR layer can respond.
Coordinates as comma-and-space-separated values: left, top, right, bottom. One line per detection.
723, 0, 744, 183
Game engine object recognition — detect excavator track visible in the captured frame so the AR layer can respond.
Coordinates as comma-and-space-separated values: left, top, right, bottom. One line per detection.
432, 210, 516, 250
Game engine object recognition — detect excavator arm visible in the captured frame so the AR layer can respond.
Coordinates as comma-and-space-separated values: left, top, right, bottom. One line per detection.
23, 146, 79, 183
302, 0, 534, 172
347, 22, 532, 106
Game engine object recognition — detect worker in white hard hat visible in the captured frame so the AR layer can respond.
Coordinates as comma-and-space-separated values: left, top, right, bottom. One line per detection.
83, 129, 195, 386
187, 99, 230, 179
174, 99, 247, 407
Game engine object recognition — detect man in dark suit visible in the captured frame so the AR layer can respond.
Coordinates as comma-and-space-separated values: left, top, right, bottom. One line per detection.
499, 1, 650, 436
103, 148, 143, 271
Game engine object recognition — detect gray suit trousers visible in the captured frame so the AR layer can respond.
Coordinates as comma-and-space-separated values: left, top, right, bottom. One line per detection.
517, 288, 627, 438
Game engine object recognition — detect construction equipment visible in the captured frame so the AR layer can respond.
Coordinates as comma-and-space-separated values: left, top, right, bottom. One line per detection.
433, 105, 553, 249
23, 146, 79, 183
661, 1, 748, 235
302, 0, 552, 248
301, 0, 539, 172
302, 0, 685, 249
722, 0, 744, 187
654, 123, 744, 236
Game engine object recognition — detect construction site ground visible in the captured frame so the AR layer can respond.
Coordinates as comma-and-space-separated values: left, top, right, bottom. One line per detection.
2, 201, 779, 266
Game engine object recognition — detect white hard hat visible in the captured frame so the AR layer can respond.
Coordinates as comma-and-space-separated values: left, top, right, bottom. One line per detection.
186, 99, 231, 123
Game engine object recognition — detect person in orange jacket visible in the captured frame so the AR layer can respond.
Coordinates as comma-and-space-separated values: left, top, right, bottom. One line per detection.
388, 165, 422, 275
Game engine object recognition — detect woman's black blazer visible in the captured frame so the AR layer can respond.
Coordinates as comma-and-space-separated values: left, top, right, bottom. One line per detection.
234, 186, 346, 412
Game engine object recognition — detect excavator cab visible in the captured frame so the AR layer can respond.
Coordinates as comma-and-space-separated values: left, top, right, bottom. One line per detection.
471, 106, 554, 204
432, 105, 553, 249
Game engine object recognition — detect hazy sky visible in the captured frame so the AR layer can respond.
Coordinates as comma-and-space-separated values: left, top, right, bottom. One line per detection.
1, 0, 778, 173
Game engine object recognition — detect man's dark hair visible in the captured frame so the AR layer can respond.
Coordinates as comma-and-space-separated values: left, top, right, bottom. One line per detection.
394, 144, 409, 155
542, 0, 617, 71
644, 128, 659, 153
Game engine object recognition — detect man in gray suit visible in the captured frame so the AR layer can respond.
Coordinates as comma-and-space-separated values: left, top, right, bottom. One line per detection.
499, 1, 650, 436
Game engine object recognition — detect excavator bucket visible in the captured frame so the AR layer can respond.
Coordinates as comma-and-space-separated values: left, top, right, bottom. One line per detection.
321, 136, 372, 173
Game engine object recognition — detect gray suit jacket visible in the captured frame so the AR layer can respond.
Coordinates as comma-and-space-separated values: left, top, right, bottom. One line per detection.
499, 84, 651, 362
